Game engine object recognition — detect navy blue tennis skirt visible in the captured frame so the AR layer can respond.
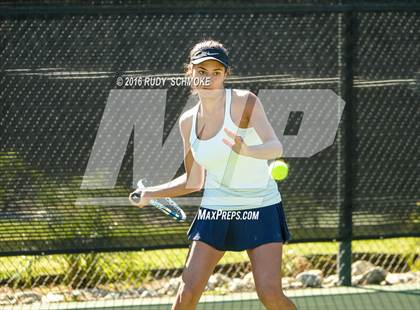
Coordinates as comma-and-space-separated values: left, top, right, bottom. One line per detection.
187, 201, 292, 251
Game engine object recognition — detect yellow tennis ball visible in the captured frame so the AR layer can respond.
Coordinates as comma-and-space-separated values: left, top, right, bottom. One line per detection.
269, 160, 289, 181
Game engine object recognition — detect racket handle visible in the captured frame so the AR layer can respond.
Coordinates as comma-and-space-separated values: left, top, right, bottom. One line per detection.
129, 192, 141, 204
129, 178, 146, 204
131, 179, 186, 221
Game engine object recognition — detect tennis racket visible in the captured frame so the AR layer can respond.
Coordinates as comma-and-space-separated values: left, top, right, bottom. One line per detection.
129, 179, 187, 222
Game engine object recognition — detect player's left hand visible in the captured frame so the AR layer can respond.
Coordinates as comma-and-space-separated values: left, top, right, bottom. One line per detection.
222, 127, 249, 156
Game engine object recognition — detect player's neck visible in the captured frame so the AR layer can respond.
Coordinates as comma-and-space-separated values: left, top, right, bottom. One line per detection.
198, 89, 225, 116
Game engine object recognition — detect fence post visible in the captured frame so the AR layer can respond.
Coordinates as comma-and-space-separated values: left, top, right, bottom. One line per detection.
338, 5, 357, 286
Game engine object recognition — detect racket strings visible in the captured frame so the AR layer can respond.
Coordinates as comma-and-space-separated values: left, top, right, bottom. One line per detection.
136, 179, 186, 221
165, 199, 185, 216
151, 197, 186, 221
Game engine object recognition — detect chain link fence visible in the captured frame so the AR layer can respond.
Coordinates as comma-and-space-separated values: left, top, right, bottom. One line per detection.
0, 238, 418, 306
1, 0, 419, 309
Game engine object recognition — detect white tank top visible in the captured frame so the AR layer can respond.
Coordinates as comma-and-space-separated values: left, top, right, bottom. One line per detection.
189, 88, 281, 211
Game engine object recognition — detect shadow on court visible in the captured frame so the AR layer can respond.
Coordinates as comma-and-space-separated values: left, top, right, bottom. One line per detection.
9, 285, 419, 310
156, 288, 418, 310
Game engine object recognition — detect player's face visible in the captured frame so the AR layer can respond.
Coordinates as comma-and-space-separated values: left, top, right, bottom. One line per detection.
192, 60, 227, 91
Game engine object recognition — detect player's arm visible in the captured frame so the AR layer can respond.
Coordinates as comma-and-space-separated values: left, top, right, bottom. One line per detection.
142, 113, 205, 199
179, 114, 206, 191
237, 91, 283, 160
245, 92, 283, 160
223, 91, 283, 160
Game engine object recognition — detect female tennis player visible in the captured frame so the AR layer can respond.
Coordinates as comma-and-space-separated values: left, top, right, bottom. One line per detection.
129, 39, 296, 310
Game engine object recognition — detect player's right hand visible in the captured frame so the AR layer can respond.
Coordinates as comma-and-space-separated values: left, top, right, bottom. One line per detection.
129, 189, 151, 208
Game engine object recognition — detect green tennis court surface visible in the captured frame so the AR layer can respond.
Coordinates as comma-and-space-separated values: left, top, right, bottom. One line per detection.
9, 284, 419, 310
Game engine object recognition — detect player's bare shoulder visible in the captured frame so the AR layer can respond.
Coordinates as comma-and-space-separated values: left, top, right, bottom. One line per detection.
231, 89, 257, 107
231, 89, 251, 103
178, 106, 197, 141
230, 89, 257, 127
